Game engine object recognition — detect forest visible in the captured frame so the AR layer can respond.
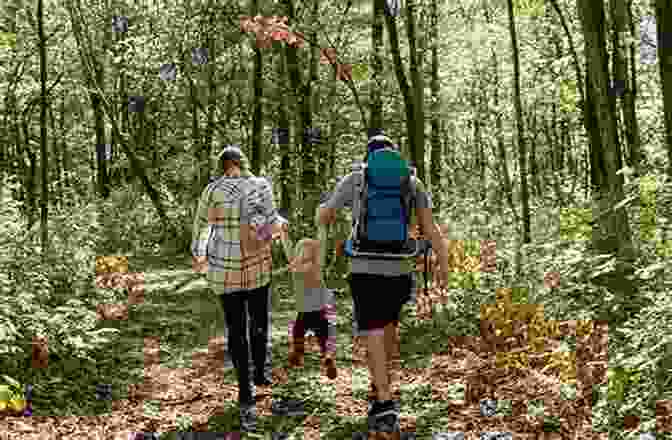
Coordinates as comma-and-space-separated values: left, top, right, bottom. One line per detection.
0, 0, 671, 438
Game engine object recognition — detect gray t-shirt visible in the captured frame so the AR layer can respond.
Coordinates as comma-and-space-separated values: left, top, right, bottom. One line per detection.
320, 171, 433, 276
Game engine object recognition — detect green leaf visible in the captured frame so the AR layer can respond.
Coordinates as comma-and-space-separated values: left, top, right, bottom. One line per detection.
1, 375, 21, 390
0, 32, 17, 49
0, 385, 11, 401
351, 63, 369, 81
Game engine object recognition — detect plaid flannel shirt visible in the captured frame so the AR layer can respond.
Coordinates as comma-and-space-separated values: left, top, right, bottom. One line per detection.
192, 157, 279, 294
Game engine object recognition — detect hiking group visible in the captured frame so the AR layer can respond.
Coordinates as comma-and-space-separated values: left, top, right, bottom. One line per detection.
191, 134, 450, 433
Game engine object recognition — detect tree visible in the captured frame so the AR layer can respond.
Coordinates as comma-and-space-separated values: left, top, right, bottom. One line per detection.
656, 0, 672, 178
610, 0, 642, 177
37, 0, 48, 259
66, 0, 173, 236
429, 0, 442, 210
384, 0, 425, 182
506, 0, 531, 245
370, 0, 384, 134
249, 0, 263, 175
577, 0, 637, 317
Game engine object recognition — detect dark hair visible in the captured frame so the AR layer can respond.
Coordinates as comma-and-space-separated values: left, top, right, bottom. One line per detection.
219, 145, 242, 171
364, 135, 396, 162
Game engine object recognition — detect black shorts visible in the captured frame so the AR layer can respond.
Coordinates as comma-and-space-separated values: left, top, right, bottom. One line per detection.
348, 273, 412, 331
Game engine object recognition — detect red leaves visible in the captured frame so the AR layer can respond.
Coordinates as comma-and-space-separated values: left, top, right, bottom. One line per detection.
239, 16, 352, 82
336, 63, 352, 81
240, 15, 303, 48
319, 47, 353, 82
320, 47, 337, 64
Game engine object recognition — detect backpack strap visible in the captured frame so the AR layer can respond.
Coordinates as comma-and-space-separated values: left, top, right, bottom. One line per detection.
351, 164, 365, 245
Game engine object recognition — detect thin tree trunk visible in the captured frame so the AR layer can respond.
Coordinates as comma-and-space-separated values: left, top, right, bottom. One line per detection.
37, 0, 49, 259
60, 95, 69, 204
625, 0, 642, 176
249, 0, 263, 174
370, 0, 384, 133
656, 0, 672, 178
506, 0, 531, 245
545, 116, 565, 206
528, 106, 542, 198
49, 103, 61, 210
384, 6, 417, 178
278, 45, 292, 213
405, 0, 425, 181
492, 48, 518, 223
203, 3, 216, 187
429, 0, 442, 210
610, 0, 639, 177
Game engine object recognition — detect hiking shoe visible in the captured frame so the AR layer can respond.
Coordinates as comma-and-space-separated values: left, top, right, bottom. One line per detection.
324, 358, 338, 379
239, 403, 257, 432
367, 400, 400, 432
369, 383, 377, 401
288, 348, 304, 367
271, 399, 305, 416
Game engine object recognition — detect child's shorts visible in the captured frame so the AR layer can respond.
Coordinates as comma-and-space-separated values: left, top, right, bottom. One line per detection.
348, 273, 412, 331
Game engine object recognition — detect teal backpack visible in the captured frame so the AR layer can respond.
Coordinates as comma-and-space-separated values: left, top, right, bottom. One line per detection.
343, 135, 433, 293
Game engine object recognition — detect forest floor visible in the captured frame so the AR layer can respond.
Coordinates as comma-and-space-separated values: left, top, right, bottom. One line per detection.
0, 252, 629, 440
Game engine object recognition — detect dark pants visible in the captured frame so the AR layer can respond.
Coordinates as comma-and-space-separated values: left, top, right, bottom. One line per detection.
218, 283, 270, 405
292, 304, 337, 355
348, 273, 412, 331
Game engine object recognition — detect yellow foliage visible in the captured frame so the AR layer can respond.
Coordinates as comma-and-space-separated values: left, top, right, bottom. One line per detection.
95, 256, 129, 274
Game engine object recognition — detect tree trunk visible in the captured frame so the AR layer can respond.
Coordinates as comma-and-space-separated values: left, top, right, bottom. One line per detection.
370, 0, 384, 133
49, 103, 61, 210
249, 0, 263, 175
610, 0, 641, 177
203, 4, 216, 187
283, 0, 319, 237
528, 106, 542, 198
278, 45, 292, 213
491, 48, 518, 223
37, 0, 49, 259
577, 0, 637, 319
429, 0, 442, 210
405, 0, 425, 181
544, 116, 565, 206
384, 6, 418, 179
506, 0, 531, 245
60, 95, 69, 205
625, 0, 642, 176
656, 0, 672, 178
471, 75, 486, 199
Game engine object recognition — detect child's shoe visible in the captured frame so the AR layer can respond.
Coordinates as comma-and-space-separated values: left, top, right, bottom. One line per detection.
324, 357, 338, 379
288, 339, 304, 367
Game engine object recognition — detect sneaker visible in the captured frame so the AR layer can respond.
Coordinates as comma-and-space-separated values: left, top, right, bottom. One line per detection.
271, 399, 305, 416
288, 348, 304, 367
239, 403, 257, 432
369, 383, 377, 401
367, 400, 400, 432
324, 358, 338, 379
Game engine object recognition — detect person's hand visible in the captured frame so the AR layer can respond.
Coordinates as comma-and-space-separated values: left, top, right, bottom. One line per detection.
271, 223, 288, 241
193, 256, 207, 273
435, 253, 450, 290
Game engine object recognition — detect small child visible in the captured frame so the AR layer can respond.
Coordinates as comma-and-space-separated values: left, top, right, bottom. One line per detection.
283, 228, 338, 380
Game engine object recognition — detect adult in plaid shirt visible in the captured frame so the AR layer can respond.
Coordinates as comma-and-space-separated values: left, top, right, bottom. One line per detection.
192, 145, 284, 432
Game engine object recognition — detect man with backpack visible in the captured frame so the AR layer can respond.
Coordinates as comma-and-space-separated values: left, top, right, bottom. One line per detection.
319, 134, 450, 433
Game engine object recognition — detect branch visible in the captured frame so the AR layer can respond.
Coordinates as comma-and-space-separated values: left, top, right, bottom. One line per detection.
549, 0, 584, 104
